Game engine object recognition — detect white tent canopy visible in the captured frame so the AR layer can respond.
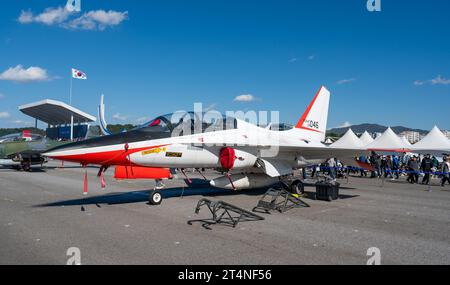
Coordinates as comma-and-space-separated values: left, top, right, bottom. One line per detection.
412, 126, 450, 154
365, 127, 410, 151
400, 136, 413, 147
331, 129, 365, 148
359, 131, 374, 146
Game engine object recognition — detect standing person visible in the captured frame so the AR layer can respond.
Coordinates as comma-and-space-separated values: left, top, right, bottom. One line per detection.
380, 156, 387, 177
369, 152, 377, 178
375, 155, 382, 178
392, 155, 400, 180
441, 158, 450, 187
359, 155, 368, 177
385, 155, 393, 178
311, 165, 317, 178
432, 156, 439, 169
327, 157, 337, 181
407, 157, 419, 184
421, 154, 433, 185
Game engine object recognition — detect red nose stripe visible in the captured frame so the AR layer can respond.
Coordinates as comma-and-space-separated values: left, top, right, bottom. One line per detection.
51, 145, 170, 166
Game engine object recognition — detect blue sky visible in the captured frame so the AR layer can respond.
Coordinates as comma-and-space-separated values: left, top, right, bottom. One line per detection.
0, 0, 449, 130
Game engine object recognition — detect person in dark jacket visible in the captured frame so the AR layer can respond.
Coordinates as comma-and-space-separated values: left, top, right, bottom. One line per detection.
407, 157, 419, 184
375, 155, 382, 178
421, 154, 433, 185
385, 155, 393, 178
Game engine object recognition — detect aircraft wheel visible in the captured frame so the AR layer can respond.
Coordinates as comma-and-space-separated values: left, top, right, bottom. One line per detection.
290, 180, 305, 195
149, 190, 163, 205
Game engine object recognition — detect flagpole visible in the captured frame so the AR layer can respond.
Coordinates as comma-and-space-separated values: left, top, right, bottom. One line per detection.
70, 70, 74, 141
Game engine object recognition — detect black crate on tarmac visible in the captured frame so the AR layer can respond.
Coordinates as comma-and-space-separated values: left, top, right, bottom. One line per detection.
315, 181, 340, 202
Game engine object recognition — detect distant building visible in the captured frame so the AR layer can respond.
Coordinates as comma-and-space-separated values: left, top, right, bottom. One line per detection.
399, 131, 423, 144
442, 130, 450, 140
374, 132, 383, 139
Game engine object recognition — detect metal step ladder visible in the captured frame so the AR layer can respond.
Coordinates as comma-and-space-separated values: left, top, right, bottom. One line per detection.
252, 188, 310, 214
187, 199, 265, 230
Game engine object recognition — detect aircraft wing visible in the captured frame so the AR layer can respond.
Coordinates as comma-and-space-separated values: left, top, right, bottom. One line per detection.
275, 145, 369, 160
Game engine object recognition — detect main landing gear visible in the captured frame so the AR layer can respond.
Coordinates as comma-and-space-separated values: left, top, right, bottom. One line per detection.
289, 179, 305, 196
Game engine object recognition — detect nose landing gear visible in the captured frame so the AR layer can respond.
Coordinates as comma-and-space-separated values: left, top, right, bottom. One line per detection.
149, 190, 163, 205
148, 179, 165, 205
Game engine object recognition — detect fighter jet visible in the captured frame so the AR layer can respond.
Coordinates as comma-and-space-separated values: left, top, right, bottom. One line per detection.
45, 86, 365, 205
0, 131, 64, 171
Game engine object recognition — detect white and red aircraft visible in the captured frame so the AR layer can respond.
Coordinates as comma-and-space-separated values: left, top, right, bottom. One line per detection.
45, 86, 364, 205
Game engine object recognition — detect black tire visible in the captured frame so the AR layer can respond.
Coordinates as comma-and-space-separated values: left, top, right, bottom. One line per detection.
21, 163, 31, 172
290, 180, 305, 195
149, 190, 163, 205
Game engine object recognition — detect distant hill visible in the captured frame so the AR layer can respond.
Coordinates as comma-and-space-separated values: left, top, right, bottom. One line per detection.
328, 124, 429, 136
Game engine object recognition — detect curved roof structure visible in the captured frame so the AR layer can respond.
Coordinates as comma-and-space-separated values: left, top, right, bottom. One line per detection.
19, 99, 96, 125
331, 129, 364, 148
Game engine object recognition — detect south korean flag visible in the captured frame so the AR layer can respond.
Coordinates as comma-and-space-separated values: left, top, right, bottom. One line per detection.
72, 68, 87, 80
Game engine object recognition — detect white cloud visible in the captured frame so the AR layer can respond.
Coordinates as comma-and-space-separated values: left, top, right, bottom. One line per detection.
18, 7, 128, 31
234, 94, 256, 102
18, 10, 34, 23
337, 121, 352, 128
288, 58, 298, 63
0, 93, 5, 99
414, 75, 450, 86
0, 65, 49, 82
18, 7, 72, 25
0, 112, 11, 119
430, 75, 450, 85
308, 55, 315, 60
113, 113, 128, 121
66, 10, 128, 31
337, 78, 356, 85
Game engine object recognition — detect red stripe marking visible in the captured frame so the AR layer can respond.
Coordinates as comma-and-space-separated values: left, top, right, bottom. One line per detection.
298, 126, 323, 133
295, 86, 324, 129
51, 144, 171, 166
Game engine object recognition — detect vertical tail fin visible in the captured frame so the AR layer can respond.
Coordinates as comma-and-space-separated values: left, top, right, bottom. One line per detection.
98, 94, 111, 136
293, 86, 330, 142
22, 130, 32, 141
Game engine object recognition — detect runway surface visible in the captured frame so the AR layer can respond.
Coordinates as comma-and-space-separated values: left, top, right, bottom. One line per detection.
1, 161, 449, 265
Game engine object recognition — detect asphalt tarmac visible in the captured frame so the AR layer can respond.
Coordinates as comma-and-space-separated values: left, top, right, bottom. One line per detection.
0, 161, 449, 265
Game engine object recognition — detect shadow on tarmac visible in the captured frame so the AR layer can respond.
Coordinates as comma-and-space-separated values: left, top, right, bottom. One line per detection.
34, 179, 271, 208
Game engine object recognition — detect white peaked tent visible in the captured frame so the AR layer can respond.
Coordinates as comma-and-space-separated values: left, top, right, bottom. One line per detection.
359, 131, 374, 145
400, 136, 413, 147
365, 127, 410, 151
412, 126, 450, 154
331, 129, 365, 148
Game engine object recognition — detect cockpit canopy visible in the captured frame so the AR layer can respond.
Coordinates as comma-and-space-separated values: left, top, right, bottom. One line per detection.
136, 112, 238, 135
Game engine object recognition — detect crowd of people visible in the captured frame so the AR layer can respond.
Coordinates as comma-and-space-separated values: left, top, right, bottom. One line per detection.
312, 152, 450, 187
